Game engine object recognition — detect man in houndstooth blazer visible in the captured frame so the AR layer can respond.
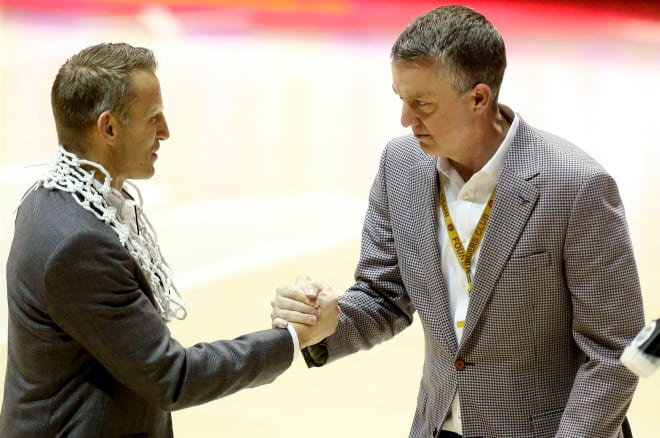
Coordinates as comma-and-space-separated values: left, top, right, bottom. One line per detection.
272, 6, 645, 438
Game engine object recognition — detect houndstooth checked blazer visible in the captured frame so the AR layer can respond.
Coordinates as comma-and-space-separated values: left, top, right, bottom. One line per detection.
307, 111, 645, 437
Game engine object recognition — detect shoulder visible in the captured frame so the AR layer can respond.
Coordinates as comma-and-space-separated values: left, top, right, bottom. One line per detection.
16, 187, 127, 269
384, 134, 428, 159
511, 118, 607, 179
9, 187, 135, 308
380, 134, 433, 170
20, 187, 119, 239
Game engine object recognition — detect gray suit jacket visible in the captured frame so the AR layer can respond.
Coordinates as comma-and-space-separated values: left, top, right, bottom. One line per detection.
306, 116, 645, 437
1, 187, 293, 437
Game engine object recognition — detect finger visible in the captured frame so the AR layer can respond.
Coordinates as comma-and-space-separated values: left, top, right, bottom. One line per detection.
272, 308, 317, 326
316, 284, 337, 303
295, 274, 318, 300
275, 284, 319, 310
272, 294, 320, 315
272, 317, 288, 329
312, 281, 332, 294
276, 283, 315, 303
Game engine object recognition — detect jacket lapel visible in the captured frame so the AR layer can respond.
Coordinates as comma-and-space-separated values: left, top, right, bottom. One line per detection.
409, 158, 459, 354
461, 122, 541, 345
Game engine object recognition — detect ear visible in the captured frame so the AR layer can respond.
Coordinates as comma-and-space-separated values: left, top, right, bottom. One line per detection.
471, 83, 492, 113
96, 110, 118, 144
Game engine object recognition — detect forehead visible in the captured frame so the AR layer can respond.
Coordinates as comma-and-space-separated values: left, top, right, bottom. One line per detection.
391, 59, 449, 98
127, 69, 163, 113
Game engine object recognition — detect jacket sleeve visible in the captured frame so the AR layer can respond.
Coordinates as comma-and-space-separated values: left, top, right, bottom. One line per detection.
304, 143, 415, 367
558, 170, 644, 437
42, 229, 293, 411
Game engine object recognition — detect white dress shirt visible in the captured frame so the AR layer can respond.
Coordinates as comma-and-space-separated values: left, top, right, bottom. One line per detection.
439, 113, 519, 434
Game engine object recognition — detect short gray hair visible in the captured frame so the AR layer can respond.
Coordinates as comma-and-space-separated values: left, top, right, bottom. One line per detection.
51, 42, 157, 151
391, 5, 506, 97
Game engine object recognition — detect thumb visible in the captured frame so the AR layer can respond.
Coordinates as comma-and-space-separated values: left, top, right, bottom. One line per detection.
295, 273, 318, 300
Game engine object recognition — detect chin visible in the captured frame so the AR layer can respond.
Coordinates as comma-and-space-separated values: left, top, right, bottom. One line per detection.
418, 143, 440, 157
133, 169, 156, 181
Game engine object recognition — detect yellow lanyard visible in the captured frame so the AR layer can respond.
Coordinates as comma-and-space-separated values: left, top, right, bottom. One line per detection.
439, 181, 495, 294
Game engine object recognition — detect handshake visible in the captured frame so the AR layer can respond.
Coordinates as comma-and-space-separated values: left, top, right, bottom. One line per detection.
271, 275, 340, 349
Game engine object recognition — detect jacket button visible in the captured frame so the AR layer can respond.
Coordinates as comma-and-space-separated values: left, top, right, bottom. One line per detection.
455, 359, 466, 371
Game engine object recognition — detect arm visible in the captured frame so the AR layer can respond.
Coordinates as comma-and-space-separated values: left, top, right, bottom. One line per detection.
274, 144, 416, 366
559, 171, 645, 436
43, 230, 293, 411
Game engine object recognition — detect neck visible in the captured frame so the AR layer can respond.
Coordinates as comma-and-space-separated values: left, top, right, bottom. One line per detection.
77, 163, 121, 190
451, 106, 511, 181
73, 139, 123, 190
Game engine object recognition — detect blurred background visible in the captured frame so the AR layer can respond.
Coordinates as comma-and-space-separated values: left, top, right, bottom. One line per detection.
1, 0, 659, 436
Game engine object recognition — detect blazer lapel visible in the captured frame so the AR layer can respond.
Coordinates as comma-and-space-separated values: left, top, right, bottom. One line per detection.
461, 123, 541, 345
409, 158, 459, 354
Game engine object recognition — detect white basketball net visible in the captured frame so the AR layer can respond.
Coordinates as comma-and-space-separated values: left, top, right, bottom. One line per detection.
36, 146, 187, 321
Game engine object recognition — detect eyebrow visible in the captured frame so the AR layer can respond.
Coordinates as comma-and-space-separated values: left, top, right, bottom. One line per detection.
147, 104, 164, 118
392, 86, 429, 100
392, 84, 433, 100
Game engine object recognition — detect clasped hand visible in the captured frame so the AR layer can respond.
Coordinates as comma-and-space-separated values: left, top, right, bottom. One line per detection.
271, 275, 339, 349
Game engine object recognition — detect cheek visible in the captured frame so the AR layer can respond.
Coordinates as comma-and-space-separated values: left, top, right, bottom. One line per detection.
429, 110, 460, 135
137, 131, 155, 150
424, 115, 446, 136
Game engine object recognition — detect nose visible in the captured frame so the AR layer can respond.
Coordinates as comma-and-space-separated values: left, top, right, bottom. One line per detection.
400, 101, 418, 128
158, 114, 170, 141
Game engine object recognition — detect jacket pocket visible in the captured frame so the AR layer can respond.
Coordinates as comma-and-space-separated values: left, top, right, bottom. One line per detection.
530, 407, 563, 436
